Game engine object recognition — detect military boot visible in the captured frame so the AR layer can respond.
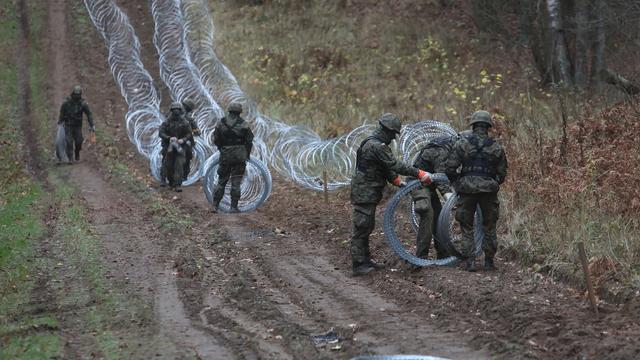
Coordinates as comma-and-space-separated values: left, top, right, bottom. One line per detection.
367, 259, 385, 269
465, 258, 477, 272
352, 262, 375, 276
484, 257, 497, 271
230, 199, 240, 213
174, 186, 182, 193
210, 200, 220, 213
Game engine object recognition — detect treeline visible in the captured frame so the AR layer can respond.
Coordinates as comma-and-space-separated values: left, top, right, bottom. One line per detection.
470, 0, 640, 94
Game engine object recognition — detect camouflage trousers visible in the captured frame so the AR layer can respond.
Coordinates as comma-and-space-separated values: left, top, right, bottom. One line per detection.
183, 143, 193, 180
64, 125, 83, 160
162, 149, 186, 187
212, 162, 246, 206
455, 192, 499, 259
413, 187, 448, 259
350, 203, 377, 266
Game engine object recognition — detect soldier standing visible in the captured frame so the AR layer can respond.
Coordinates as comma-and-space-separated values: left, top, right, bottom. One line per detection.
181, 99, 201, 180
159, 102, 193, 192
58, 86, 94, 162
445, 110, 508, 272
350, 113, 432, 276
211, 102, 254, 213
411, 135, 456, 260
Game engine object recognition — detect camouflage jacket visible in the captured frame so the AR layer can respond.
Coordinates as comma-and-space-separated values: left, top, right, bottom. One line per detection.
58, 97, 93, 128
411, 136, 454, 195
350, 131, 419, 204
445, 129, 507, 194
213, 114, 254, 165
185, 111, 200, 137
159, 115, 193, 151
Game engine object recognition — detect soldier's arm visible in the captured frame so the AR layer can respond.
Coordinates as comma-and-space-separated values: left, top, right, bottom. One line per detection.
189, 118, 201, 136
82, 101, 94, 128
213, 124, 222, 147
444, 142, 463, 183
245, 127, 254, 157
58, 103, 65, 124
434, 150, 452, 193
495, 148, 508, 185
158, 122, 170, 140
373, 143, 419, 178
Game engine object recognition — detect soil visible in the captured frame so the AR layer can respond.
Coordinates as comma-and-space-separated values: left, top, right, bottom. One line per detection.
11, 0, 640, 359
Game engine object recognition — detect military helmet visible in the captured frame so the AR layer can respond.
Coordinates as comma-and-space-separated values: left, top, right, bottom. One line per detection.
469, 110, 493, 127
170, 101, 183, 111
72, 85, 82, 96
228, 102, 243, 114
182, 99, 196, 112
378, 113, 402, 134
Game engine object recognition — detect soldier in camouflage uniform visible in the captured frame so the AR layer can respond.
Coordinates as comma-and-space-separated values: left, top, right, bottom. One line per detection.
411, 135, 456, 260
181, 99, 201, 180
350, 113, 432, 276
445, 110, 508, 272
58, 86, 94, 162
159, 102, 193, 192
211, 102, 254, 213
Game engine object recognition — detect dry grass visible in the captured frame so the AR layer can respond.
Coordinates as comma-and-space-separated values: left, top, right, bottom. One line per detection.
210, 0, 640, 293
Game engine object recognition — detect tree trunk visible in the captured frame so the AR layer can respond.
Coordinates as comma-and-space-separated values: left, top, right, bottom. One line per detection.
546, 0, 572, 84
591, 0, 606, 88
574, 0, 589, 87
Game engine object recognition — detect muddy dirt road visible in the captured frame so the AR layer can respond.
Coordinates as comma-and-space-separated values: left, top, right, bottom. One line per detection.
12, 0, 640, 359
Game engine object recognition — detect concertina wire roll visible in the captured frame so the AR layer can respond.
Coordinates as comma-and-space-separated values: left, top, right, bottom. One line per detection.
84, 0, 459, 212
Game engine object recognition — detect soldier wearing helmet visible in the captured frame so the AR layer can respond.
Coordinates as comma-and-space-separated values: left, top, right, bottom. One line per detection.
211, 102, 254, 213
445, 110, 508, 272
349, 113, 432, 276
158, 102, 193, 192
181, 99, 200, 180
410, 134, 456, 262
57, 85, 94, 162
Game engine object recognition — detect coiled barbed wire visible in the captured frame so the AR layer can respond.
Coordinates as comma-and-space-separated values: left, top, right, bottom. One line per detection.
84, 0, 163, 158
203, 155, 273, 213
179, 0, 448, 191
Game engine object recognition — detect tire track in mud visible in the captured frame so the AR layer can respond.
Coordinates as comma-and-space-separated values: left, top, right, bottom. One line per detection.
221, 215, 487, 359
42, 0, 235, 358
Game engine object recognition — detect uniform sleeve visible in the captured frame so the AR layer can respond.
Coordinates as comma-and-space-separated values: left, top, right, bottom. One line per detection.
445, 141, 464, 182
58, 103, 65, 124
495, 147, 508, 184
434, 149, 452, 193
373, 143, 418, 178
158, 122, 170, 140
245, 126, 254, 156
82, 101, 94, 127
213, 123, 222, 147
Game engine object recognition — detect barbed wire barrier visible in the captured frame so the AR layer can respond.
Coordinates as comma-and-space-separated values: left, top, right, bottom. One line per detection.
384, 179, 484, 266
203, 155, 273, 213
85, 0, 470, 225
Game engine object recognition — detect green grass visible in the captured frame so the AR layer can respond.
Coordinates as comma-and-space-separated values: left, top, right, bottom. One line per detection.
0, 0, 64, 357
211, 0, 639, 293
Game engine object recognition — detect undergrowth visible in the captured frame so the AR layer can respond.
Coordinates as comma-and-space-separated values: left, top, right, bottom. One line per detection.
211, 0, 640, 296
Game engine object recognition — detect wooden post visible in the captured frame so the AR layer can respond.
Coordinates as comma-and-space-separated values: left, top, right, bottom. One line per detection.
577, 242, 598, 313
322, 170, 329, 204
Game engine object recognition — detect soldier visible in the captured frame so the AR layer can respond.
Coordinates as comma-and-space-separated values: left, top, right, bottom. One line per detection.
159, 102, 193, 192
181, 99, 201, 180
350, 113, 432, 276
58, 86, 94, 162
411, 135, 456, 260
211, 102, 254, 213
445, 110, 508, 272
